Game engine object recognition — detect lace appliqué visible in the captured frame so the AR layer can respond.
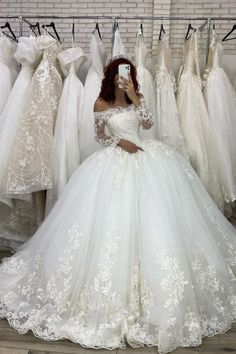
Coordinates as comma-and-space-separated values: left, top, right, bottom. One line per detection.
94, 111, 121, 147
4, 37, 62, 194
135, 97, 154, 129
0, 222, 83, 334
153, 249, 188, 326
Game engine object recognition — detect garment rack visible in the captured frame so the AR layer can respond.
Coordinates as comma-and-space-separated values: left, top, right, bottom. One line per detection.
0, 15, 236, 63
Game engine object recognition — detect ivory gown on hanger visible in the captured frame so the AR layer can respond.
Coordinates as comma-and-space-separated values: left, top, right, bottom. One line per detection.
203, 31, 236, 215
176, 31, 224, 210
155, 34, 185, 153
1, 97, 236, 354
0, 33, 18, 116
112, 27, 127, 58
2, 35, 62, 195
46, 47, 86, 212
0, 36, 42, 250
79, 29, 107, 161
135, 29, 156, 139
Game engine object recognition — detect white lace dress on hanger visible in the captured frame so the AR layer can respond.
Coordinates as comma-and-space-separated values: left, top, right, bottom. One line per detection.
79, 29, 107, 161
112, 27, 127, 58
135, 29, 156, 139
176, 31, 224, 209
1, 97, 236, 354
46, 47, 86, 213
0, 35, 18, 116
155, 34, 185, 153
203, 33, 236, 215
1, 35, 62, 195
0, 36, 42, 250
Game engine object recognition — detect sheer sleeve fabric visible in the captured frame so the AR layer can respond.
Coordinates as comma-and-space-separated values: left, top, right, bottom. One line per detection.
94, 111, 121, 147
135, 96, 154, 129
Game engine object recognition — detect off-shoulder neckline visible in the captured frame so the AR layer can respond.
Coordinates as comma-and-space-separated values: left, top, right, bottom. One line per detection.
94, 104, 134, 115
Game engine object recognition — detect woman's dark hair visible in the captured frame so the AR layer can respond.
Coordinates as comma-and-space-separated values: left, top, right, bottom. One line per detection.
98, 57, 139, 104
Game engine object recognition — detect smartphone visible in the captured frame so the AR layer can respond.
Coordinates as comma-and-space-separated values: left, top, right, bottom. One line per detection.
118, 64, 130, 88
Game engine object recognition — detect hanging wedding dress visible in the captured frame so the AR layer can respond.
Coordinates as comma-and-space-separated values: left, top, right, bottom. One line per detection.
79, 29, 107, 162
0, 36, 41, 199
0, 33, 18, 116
1, 35, 62, 195
135, 29, 156, 139
176, 31, 224, 209
46, 47, 86, 212
1, 97, 236, 354
112, 27, 127, 58
0, 36, 42, 250
155, 34, 185, 153
203, 31, 236, 215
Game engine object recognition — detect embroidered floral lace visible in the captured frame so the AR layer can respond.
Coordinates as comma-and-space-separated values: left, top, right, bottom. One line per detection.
94, 97, 154, 147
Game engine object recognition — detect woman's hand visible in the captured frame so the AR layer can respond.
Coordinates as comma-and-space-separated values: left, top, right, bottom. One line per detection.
118, 139, 144, 154
118, 74, 141, 107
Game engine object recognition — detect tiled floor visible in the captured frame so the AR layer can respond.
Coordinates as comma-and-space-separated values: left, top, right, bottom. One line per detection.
1, 250, 236, 354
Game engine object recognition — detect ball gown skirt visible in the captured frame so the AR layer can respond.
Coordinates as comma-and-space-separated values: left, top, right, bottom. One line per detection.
0, 104, 236, 354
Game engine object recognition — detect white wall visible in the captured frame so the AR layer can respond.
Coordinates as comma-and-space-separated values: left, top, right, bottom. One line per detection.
0, 0, 236, 85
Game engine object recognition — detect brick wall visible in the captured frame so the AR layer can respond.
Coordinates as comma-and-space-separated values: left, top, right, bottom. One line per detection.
0, 0, 236, 78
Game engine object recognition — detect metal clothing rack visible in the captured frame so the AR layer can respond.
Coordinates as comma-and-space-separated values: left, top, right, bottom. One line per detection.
0, 15, 236, 62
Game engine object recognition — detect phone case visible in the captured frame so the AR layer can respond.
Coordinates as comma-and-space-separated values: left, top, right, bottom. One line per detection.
118, 64, 130, 88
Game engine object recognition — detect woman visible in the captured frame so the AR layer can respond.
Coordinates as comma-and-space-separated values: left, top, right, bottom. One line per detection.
0, 57, 236, 354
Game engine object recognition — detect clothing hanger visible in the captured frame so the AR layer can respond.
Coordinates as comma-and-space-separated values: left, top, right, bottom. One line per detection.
159, 24, 166, 40
72, 20, 75, 43
42, 22, 61, 43
222, 24, 236, 42
1, 21, 17, 41
30, 22, 41, 36
95, 21, 102, 40
185, 22, 195, 40
140, 22, 144, 36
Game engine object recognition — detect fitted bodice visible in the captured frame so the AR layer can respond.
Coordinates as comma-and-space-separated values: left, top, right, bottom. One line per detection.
156, 34, 176, 90
90, 29, 107, 77
135, 30, 148, 68
95, 106, 142, 145
112, 29, 127, 58
203, 32, 223, 85
208, 33, 223, 69
57, 47, 86, 77
37, 35, 60, 64
14, 36, 42, 68
182, 31, 200, 75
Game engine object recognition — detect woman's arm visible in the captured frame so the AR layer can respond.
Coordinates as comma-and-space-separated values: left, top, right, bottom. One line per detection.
135, 95, 154, 130
94, 99, 121, 147
118, 76, 154, 130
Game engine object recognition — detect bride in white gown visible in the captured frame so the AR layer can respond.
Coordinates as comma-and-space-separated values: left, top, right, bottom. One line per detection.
1, 57, 236, 354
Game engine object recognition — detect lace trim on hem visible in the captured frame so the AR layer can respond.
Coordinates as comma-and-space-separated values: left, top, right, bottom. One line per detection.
0, 300, 236, 354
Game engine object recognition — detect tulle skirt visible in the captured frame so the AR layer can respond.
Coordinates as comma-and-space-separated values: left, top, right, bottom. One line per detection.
1, 140, 236, 354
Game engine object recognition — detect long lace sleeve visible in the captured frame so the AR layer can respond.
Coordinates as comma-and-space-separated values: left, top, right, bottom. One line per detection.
135, 96, 154, 129
94, 111, 121, 147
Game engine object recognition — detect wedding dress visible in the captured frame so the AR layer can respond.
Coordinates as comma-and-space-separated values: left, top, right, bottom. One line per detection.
0, 34, 18, 115
1, 97, 236, 354
135, 29, 156, 139
112, 27, 127, 58
46, 47, 86, 212
155, 34, 185, 153
0, 36, 41, 199
203, 31, 236, 215
1, 35, 62, 195
0, 36, 42, 250
176, 31, 224, 209
79, 29, 107, 161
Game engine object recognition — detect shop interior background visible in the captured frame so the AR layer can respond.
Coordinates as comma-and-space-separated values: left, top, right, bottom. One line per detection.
0, 0, 236, 87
